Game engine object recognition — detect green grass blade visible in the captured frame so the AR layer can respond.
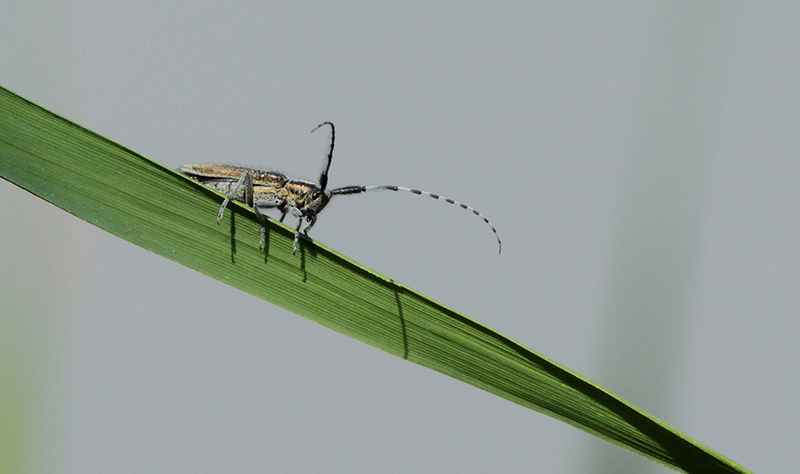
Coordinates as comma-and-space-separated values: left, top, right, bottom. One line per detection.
0, 85, 751, 474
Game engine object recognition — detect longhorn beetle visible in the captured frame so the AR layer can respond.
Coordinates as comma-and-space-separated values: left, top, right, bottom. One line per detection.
179, 122, 502, 255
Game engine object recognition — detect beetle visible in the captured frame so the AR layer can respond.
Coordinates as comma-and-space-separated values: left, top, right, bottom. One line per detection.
180, 122, 501, 255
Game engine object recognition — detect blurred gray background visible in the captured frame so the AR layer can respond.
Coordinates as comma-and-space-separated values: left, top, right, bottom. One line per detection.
1, 1, 798, 473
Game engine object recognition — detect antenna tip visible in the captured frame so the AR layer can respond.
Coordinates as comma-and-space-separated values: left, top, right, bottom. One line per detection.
311, 121, 334, 134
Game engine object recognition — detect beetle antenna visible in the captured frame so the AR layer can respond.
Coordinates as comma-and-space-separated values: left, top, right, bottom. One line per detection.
330, 185, 502, 253
311, 122, 335, 192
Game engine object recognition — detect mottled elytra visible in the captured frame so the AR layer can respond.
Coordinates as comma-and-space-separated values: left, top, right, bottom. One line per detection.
179, 122, 502, 255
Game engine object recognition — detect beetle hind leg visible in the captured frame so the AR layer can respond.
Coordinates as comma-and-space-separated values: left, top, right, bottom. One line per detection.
217, 172, 254, 225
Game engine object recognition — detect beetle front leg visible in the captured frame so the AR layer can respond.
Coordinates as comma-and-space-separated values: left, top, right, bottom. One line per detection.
303, 215, 318, 235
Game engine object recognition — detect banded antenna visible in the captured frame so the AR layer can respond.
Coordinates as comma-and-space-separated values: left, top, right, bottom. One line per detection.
331, 184, 502, 254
